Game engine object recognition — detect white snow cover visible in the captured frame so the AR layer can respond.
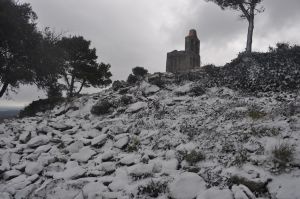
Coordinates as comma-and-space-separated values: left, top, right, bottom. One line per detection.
0, 76, 300, 198
169, 172, 206, 199
197, 187, 233, 199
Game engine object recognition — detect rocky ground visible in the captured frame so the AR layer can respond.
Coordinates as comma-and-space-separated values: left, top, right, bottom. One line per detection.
1, 73, 300, 199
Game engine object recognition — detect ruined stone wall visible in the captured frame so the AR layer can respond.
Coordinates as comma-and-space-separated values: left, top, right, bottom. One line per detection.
166, 29, 201, 73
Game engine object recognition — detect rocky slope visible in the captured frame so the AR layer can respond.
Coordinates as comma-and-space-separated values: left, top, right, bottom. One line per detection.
1, 73, 300, 199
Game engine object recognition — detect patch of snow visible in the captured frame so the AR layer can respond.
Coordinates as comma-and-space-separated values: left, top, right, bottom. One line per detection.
126, 102, 147, 113
71, 147, 96, 162
169, 172, 206, 199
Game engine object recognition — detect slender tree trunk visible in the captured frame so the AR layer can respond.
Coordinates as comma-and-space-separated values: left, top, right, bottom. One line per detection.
0, 82, 9, 98
76, 79, 86, 95
69, 76, 75, 97
246, 9, 255, 53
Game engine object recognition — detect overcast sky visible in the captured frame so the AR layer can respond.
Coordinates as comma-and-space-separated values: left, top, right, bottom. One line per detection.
1, 0, 300, 107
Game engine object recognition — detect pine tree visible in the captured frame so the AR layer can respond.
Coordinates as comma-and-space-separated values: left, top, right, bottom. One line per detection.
0, 0, 41, 97
58, 36, 112, 97
205, 0, 264, 53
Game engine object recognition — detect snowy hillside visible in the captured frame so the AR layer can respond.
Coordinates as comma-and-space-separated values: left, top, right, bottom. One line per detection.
1, 73, 300, 199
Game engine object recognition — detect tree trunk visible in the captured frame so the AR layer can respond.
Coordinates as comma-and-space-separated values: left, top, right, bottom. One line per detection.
246, 11, 255, 53
0, 82, 9, 98
69, 76, 75, 97
76, 79, 86, 95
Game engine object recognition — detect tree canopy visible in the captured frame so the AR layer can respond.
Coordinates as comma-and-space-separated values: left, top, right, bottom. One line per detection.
58, 36, 112, 97
0, 0, 41, 97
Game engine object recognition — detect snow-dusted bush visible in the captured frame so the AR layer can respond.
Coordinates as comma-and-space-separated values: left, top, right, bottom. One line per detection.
90, 100, 113, 115
132, 66, 148, 77
137, 180, 167, 198
228, 175, 270, 197
189, 84, 206, 96
232, 149, 248, 167
173, 44, 300, 93
126, 137, 140, 152
248, 108, 266, 120
250, 126, 280, 137
272, 142, 295, 171
183, 150, 205, 165
112, 80, 127, 91
127, 74, 138, 84
222, 44, 300, 92
19, 97, 65, 117
120, 95, 133, 105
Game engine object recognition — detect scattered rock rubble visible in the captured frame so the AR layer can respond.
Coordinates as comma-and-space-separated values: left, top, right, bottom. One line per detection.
1, 74, 300, 199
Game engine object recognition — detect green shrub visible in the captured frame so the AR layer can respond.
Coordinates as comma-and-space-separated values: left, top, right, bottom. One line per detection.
90, 100, 113, 115
126, 137, 140, 152
250, 127, 280, 137
222, 44, 300, 92
127, 74, 138, 84
232, 149, 248, 167
184, 150, 205, 165
19, 97, 65, 117
137, 180, 167, 198
189, 84, 206, 96
130, 172, 153, 181
248, 108, 266, 120
132, 66, 148, 77
272, 142, 295, 171
112, 80, 127, 91
120, 95, 133, 105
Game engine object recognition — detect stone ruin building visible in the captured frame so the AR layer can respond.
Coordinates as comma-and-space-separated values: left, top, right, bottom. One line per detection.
166, 29, 201, 73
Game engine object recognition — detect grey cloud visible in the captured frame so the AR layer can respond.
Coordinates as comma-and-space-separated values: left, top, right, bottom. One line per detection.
3, 0, 300, 106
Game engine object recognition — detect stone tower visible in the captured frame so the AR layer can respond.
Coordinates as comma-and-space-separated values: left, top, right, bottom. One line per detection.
166, 29, 201, 73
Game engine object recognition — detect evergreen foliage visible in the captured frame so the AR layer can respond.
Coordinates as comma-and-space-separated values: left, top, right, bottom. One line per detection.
127, 66, 148, 84
0, 0, 41, 97
132, 66, 148, 77
58, 36, 112, 97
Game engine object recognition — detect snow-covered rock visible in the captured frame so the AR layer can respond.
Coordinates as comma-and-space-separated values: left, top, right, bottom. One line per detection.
82, 181, 108, 198
119, 154, 139, 166
65, 140, 84, 154
126, 101, 147, 113
3, 169, 22, 180
169, 172, 206, 199
53, 165, 85, 180
268, 175, 300, 199
1, 75, 300, 198
25, 162, 44, 175
108, 168, 129, 192
27, 135, 50, 148
0, 192, 12, 199
19, 131, 31, 143
91, 134, 107, 147
101, 162, 116, 173
1, 152, 11, 171
232, 185, 256, 199
71, 147, 96, 162
101, 150, 115, 161
197, 188, 233, 199
114, 135, 129, 149
140, 81, 160, 95
49, 122, 73, 131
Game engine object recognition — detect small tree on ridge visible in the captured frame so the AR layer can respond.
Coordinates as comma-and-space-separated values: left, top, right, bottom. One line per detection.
205, 0, 264, 53
58, 36, 112, 97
